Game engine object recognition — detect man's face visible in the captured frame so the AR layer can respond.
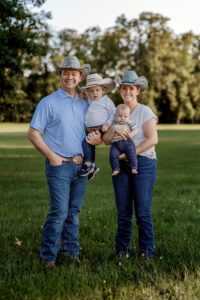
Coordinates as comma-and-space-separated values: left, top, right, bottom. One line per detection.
60, 69, 82, 91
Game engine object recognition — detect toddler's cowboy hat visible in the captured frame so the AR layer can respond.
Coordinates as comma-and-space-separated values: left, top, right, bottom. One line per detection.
56, 56, 90, 80
116, 70, 148, 91
81, 73, 116, 93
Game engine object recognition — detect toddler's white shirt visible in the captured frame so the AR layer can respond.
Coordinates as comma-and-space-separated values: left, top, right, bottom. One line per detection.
85, 95, 116, 127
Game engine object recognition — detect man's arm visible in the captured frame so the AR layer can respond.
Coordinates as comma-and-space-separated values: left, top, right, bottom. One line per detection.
28, 127, 67, 166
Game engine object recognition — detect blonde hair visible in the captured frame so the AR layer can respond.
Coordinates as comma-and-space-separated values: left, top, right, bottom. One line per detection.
116, 104, 130, 114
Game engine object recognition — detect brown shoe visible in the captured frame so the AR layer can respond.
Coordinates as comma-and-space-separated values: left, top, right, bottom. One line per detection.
45, 261, 56, 269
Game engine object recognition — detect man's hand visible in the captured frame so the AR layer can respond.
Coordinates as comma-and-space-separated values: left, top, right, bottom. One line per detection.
50, 155, 67, 166
86, 130, 102, 145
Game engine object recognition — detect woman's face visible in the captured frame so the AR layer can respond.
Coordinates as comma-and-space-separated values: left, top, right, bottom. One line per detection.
120, 85, 140, 104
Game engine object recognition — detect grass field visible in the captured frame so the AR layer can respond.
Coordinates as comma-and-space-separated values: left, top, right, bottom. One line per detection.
0, 125, 200, 299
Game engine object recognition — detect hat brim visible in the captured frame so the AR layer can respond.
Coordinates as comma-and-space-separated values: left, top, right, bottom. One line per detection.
81, 78, 116, 93
119, 76, 148, 92
56, 63, 90, 81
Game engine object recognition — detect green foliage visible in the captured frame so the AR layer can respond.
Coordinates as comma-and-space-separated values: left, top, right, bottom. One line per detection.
0, 0, 53, 121
1, 7, 200, 123
0, 129, 200, 299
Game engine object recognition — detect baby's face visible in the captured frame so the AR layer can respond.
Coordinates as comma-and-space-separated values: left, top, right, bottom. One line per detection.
115, 109, 130, 124
87, 85, 105, 101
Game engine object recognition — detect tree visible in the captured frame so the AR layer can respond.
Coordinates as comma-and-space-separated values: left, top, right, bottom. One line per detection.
0, 0, 51, 121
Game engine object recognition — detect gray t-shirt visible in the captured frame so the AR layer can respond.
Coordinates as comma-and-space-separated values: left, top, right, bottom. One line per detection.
85, 95, 116, 127
130, 103, 157, 159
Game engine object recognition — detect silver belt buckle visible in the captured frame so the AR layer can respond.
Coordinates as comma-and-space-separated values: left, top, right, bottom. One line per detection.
71, 155, 83, 165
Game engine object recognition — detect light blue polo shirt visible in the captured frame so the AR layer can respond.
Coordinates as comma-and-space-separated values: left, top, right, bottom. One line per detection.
30, 87, 88, 157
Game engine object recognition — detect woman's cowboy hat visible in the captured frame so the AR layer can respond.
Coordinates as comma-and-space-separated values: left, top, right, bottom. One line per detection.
81, 73, 116, 93
56, 56, 90, 80
116, 70, 148, 91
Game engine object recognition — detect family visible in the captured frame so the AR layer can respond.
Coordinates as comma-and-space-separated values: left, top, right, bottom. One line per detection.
28, 56, 158, 268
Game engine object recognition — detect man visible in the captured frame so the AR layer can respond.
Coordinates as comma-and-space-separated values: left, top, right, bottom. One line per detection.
28, 56, 92, 268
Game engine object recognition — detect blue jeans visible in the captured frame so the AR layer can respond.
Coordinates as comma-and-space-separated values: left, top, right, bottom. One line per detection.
82, 138, 95, 163
112, 156, 157, 258
110, 139, 137, 171
40, 160, 88, 263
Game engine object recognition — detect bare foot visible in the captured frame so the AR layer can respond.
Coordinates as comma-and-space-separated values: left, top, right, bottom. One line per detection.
131, 169, 138, 174
112, 170, 120, 176
45, 261, 56, 269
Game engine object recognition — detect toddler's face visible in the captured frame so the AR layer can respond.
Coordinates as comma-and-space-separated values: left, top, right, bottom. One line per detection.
87, 85, 105, 100
115, 109, 130, 124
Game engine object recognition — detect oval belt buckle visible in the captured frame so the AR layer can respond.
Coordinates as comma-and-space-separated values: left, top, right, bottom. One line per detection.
72, 155, 83, 165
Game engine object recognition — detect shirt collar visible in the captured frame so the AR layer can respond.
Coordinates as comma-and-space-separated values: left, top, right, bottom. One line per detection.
58, 86, 80, 101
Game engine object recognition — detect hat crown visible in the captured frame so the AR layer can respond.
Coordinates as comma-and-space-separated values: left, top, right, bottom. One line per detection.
121, 71, 138, 84
86, 74, 103, 86
62, 56, 81, 69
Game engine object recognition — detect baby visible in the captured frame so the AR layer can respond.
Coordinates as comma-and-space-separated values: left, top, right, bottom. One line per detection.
79, 73, 116, 180
110, 104, 138, 176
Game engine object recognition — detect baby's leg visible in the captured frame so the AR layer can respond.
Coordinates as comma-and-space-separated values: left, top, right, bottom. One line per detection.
110, 144, 121, 176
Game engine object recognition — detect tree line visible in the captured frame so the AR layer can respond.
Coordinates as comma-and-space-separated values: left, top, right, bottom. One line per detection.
1, 0, 200, 123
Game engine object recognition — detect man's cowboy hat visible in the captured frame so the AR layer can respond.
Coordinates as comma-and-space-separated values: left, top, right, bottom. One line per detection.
116, 70, 148, 91
56, 56, 90, 80
81, 73, 116, 93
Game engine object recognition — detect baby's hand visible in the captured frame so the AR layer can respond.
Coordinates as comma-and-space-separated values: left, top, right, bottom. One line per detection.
102, 123, 110, 133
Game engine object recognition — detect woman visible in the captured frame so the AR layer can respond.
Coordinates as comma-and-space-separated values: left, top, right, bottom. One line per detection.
103, 70, 158, 258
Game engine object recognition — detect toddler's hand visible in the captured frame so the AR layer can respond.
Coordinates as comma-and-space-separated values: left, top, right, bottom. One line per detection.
79, 91, 87, 99
102, 123, 110, 133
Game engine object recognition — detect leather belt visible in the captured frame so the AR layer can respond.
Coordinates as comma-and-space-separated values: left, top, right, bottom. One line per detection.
86, 126, 102, 132
65, 154, 83, 165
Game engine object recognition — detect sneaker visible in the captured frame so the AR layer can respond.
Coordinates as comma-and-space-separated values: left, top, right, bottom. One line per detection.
88, 166, 100, 181
79, 165, 94, 177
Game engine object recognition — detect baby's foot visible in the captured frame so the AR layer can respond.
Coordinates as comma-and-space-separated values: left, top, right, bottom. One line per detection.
131, 169, 138, 174
112, 170, 120, 176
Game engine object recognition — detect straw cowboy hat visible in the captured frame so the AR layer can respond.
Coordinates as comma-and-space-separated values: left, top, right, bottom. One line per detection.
56, 56, 90, 80
116, 70, 148, 91
81, 73, 116, 93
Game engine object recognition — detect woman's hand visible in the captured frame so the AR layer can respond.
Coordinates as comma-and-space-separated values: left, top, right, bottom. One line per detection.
114, 125, 130, 140
86, 130, 102, 145
128, 127, 138, 139
119, 153, 128, 160
102, 123, 110, 133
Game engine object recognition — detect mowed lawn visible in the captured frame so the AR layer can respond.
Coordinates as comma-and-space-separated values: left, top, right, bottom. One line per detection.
0, 125, 200, 299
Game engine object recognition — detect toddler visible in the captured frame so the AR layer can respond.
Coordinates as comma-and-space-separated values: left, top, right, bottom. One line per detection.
79, 73, 116, 180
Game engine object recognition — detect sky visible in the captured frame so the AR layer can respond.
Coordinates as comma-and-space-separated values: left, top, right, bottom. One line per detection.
36, 0, 200, 35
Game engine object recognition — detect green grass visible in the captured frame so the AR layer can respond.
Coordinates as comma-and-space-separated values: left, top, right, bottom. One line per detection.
0, 128, 200, 299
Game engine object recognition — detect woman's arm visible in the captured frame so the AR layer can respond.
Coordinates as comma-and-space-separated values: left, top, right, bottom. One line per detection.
136, 118, 158, 155
103, 125, 131, 145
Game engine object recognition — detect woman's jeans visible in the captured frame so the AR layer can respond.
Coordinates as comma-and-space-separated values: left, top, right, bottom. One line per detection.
112, 156, 157, 258
40, 160, 88, 263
